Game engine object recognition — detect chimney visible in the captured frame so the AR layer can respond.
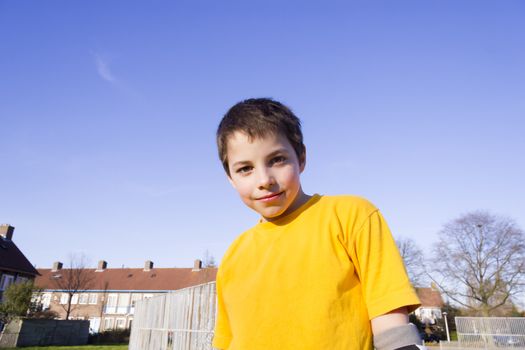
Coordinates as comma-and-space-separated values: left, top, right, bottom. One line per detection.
192, 259, 202, 271
97, 260, 108, 271
0, 224, 14, 240
144, 260, 153, 271
52, 261, 63, 271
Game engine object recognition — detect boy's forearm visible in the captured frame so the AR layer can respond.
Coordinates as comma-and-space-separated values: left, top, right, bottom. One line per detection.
373, 323, 424, 350
371, 306, 409, 335
372, 307, 425, 350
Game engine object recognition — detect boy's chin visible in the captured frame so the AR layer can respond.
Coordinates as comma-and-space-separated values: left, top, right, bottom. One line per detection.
258, 208, 289, 222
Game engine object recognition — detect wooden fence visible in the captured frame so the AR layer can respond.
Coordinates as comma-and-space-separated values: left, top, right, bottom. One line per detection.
129, 282, 216, 350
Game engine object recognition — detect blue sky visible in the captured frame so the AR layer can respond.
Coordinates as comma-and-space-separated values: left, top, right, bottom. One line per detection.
1, 0, 524, 271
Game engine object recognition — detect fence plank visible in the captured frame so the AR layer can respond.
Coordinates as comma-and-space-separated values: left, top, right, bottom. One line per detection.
129, 282, 216, 350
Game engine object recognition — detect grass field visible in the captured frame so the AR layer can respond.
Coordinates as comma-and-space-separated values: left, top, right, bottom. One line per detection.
3, 345, 127, 350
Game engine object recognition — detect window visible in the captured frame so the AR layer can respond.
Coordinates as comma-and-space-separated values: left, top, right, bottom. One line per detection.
118, 293, 130, 307
116, 293, 130, 314
131, 293, 142, 306
0, 274, 14, 291
16, 276, 28, 284
60, 293, 69, 305
79, 293, 89, 304
116, 318, 126, 329
42, 293, 52, 310
107, 294, 118, 307
105, 294, 118, 314
71, 294, 79, 304
104, 317, 114, 330
89, 317, 101, 333
88, 293, 98, 305
129, 294, 142, 315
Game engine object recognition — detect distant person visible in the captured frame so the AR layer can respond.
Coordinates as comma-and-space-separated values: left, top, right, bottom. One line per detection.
213, 98, 424, 350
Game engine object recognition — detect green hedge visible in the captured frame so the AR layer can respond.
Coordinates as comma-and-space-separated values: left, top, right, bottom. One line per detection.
88, 329, 130, 345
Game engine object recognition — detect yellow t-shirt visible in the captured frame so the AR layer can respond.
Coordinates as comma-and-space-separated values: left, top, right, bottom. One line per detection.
213, 195, 420, 350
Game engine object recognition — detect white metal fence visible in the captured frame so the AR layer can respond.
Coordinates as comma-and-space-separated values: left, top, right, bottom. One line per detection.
440, 317, 525, 349
129, 282, 216, 350
440, 341, 474, 350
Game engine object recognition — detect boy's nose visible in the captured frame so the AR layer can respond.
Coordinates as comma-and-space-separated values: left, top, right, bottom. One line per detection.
257, 168, 275, 189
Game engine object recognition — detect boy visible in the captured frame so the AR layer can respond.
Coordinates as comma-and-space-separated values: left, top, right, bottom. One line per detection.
213, 98, 424, 350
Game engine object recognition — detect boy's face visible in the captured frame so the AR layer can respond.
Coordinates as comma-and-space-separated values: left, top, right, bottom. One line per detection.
226, 131, 307, 222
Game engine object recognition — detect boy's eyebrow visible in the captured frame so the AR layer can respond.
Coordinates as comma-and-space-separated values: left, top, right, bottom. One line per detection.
231, 160, 251, 168
266, 148, 290, 157
230, 148, 290, 168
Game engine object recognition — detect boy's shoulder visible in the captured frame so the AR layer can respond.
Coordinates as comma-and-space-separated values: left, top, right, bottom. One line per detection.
317, 194, 378, 209
310, 194, 380, 219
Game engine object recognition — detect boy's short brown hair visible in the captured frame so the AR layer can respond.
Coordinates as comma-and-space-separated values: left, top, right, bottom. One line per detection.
217, 98, 305, 176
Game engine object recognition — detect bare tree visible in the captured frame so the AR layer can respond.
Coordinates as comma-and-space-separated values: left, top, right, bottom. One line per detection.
396, 237, 427, 287
430, 211, 525, 316
203, 250, 217, 268
98, 280, 110, 319
50, 254, 95, 320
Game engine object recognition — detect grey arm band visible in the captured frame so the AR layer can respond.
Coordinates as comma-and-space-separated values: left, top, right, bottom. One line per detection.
373, 323, 424, 350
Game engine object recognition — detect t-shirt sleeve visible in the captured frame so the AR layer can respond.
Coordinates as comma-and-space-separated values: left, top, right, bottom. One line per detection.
348, 209, 421, 320
212, 267, 232, 349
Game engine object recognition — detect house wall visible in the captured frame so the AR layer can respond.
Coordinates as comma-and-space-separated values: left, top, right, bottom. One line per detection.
36, 291, 166, 333
414, 306, 443, 324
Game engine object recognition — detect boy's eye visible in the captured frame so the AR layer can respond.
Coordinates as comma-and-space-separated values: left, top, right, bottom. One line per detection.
236, 166, 253, 174
270, 156, 286, 165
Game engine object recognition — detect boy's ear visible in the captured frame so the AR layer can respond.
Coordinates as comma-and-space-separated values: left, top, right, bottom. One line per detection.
299, 146, 306, 173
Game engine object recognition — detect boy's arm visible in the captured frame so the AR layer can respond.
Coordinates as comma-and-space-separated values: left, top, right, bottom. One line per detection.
344, 205, 423, 349
371, 306, 409, 334
371, 307, 426, 350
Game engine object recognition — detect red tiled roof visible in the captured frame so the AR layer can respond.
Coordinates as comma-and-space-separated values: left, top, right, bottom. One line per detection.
0, 237, 39, 276
35, 267, 217, 291
416, 287, 444, 308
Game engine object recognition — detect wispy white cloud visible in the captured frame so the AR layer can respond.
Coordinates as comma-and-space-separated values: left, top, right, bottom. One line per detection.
89, 50, 142, 99
91, 52, 116, 83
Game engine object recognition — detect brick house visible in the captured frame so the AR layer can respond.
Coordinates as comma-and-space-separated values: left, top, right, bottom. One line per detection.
414, 286, 445, 324
0, 224, 39, 301
34, 259, 217, 333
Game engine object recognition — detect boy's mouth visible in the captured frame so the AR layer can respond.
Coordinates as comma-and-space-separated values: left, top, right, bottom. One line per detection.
256, 192, 283, 202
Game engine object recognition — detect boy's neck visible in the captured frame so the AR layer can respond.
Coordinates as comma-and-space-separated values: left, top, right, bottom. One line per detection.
262, 188, 311, 223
